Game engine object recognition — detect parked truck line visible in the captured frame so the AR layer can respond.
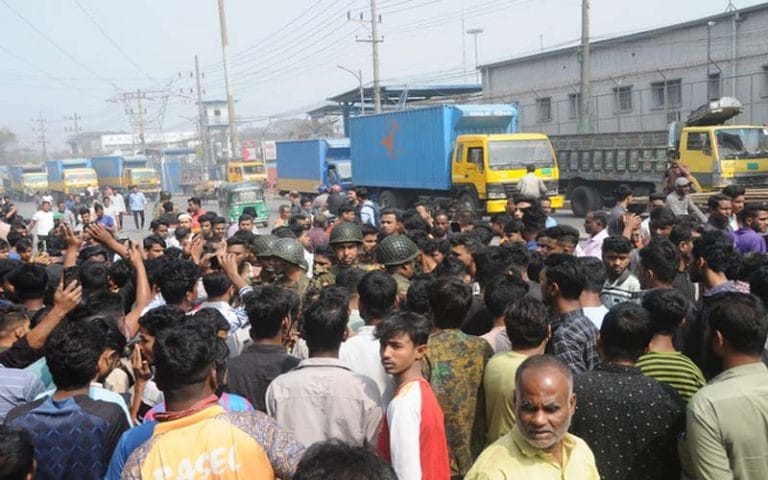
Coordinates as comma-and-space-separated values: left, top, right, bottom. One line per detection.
275, 139, 352, 195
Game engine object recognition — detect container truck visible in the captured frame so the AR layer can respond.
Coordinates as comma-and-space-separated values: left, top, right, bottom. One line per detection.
275, 139, 352, 195
90, 155, 161, 199
8, 165, 48, 201
554, 97, 768, 216
46, 159, 99, 200
349, 104, 562, 213
158, 149, 205, 196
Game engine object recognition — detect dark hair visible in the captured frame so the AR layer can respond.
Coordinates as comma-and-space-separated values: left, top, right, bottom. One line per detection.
82, 290, 124, 319
708, 292, 768, 356
649, 192, 667, 202
380, 208, 401, 222
162, 201, 174, 213
501, 241, 531, 272
738, 202, 768, 225
192, 307, 231, 335
374, 311, 431, 347
107, 259, 134, 290
692, 230, 740, 274
449, 232, 482, 254
579, 256, 606, 293
544, 254, 585, 300
615, 184, 634, 201
0, 425, 35, 480
638, 238, 680, 283
313, 244, 335, 260
360, 223, 378, 237
428, 276, 473, 329
470, 224, 494, 246
505, 297, 550, 349
600, 303, 653, 361
503, 218, 523, 235
294, 439, 397, 480
544, 225, 579, 247
78, 260, 108, 293
334, 267, 366, 297
143, 235, 166, 251
404, 274, 433, 315
271, 226, 296, 239
522, 206, 547, 233
602, 235, 633, 255
153, 320, 217, 391
473, 246, 516, 289
175, 226, 190, 240
139, 305, 187, 336
188, 197, 202, 207
707, 193, 731, 210
426, 238, 450, 257
669, 222, 695, 246
7, 264, 48, 300
491, 213, 512, 226
641, 288, 689, 336
484, 273, 530, 318
749, 266, 768, 307
0, 304, 27, 334
302, 290, 349, 352
44, 319, 105, 390
246, 286, 299, 340
150, 219, 169, 232
722, 184, 746, 199
158, 258, 199, 305
588, 210, 609, 228
649, 207, 676, 229
78, 245, 108, 263
5, 231, 22, 249
434, 255, 468, 279
14, 239, 32, 255
202, 271, 232, 298
357, 271, 397, 321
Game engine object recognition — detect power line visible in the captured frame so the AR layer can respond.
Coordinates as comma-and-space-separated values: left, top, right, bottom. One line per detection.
71, 0, 155, 81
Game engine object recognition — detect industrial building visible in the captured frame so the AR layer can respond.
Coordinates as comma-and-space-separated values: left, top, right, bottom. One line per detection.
479, 2, 768, 135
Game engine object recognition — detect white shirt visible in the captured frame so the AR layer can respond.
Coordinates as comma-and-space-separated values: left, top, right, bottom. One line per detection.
112, 193, 127, 214
31, 210, 54, 236
340, 325, 396, 408
582, 305, 609, 329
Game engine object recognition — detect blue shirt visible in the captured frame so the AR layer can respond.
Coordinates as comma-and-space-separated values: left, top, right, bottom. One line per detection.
128, 192, 147, 211
97, 214, 116, 229
5, 394, 130, 479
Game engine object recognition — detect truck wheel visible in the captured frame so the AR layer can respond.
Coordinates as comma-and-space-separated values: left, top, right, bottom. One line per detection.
458, 191, 480, 214
378, 190, 399, 209
571, 186, 601, 217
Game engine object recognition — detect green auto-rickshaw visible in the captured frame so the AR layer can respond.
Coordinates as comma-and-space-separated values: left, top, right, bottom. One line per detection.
219, 181, 269, 227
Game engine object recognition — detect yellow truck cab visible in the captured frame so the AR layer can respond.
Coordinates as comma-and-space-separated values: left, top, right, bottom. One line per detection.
452, 133, 563, 213
122, 168, 161, 198
227, 161, 267, 183
61, 168, 98, 195
679, 125, 768, 190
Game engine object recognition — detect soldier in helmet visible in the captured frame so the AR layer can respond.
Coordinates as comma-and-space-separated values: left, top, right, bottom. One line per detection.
376, 234, 420, 298
251, 234, 279, 286
153, 190, 177, 220
310, 222, 365, 291
271, 238, 310, 301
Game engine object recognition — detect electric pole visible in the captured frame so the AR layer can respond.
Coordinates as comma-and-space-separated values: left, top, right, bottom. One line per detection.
217, 0, 240, 160
467, 28, 484, 84
31, 113, 48, 160
351, 2, 383, 113
579, 0, 592, 133
64, 113, 82, 136
109, 89, 168, 152
195, 55, 209, 172
137, 89, 146, 152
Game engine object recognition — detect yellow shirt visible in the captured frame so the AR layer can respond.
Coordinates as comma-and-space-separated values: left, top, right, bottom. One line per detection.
483, 351, 527, 444
464, 426, 600, 480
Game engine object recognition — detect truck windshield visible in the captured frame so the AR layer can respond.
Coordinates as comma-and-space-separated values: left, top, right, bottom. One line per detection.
242, 164, 265, 175
488, 140, 555, 171
66, 172, 96, 184
715, 128, 768, 159
132, 170, 156, 180
24, 174, 47, 183
332, 162, 352, 181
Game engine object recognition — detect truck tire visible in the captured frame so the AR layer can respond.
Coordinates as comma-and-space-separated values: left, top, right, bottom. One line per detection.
570, 186, 601, 217
378, 190, 399, 210
458, 191, 480, 214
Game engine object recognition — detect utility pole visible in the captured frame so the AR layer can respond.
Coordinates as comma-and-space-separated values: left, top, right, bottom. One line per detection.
194, 55, 209, 172
579, 0, 592, 133
351, 2, 383, 113
31, 113, 48, 160
136, 89, 146, 152
64, 112, 82, 135
467, 28, 484, 84
217, 0, 240, 160
461, 0, 467, 81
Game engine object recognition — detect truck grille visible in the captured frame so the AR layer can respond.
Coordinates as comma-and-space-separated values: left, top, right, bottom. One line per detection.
503, 182, 558, 198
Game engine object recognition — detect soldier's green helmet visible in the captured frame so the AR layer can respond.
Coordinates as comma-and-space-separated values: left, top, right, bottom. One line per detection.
329, 222, 363, 245
159, 191, 172, 201
271, 238, 309, 271
376, 234, 420, 266
251, 234, 278, 258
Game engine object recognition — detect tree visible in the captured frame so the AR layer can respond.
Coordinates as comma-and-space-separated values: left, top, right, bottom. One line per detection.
0, 128, 17, 161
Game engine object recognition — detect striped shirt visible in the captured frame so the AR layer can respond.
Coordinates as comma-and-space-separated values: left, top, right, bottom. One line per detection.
601, 270, 642, 308
636, 350, 706, 402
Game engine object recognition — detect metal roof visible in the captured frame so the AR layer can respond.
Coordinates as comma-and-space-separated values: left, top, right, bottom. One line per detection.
479, 2, 768, 70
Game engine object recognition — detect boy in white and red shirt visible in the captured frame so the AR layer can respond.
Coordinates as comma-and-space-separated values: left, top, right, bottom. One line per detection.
375, 312, 450, 480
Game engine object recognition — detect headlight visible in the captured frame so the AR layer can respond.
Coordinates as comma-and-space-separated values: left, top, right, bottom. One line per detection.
487, 183, 506, 199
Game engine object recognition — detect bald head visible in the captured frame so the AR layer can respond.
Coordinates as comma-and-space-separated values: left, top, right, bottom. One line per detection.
514, 354, 576, 453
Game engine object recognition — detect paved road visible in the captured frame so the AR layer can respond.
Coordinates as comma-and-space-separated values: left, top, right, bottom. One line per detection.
13, 194, 587, 242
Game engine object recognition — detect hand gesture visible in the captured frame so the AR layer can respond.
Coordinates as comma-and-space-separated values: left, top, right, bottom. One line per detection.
54, 279, 82, 313
60, 223, 81, 249
86, 223, 112, 245
125, 239, 146, 265
130, 346, 152, 383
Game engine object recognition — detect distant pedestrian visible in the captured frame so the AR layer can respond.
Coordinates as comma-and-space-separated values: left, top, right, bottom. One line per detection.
128, 185, 147, 230
516, 164, 547, 198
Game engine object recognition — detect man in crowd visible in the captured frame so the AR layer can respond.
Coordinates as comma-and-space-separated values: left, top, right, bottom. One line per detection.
600, 235, 641, 308
581, 211, 608, 259
128, 186, 148, 231
608, 184, 634, 235
667, 177, 707, 222
733, 202, 768, 254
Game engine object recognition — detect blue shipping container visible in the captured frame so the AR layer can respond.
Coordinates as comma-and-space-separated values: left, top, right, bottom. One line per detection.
350, 104, 517, 191
276, 139, 351, 193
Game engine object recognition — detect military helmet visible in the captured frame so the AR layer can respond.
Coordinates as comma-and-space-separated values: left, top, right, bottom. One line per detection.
271, 238, 309, 271
329, 222, 363, 245
376, 234, 420, 266
251, 234, 278, 258
159, 191, 172, 201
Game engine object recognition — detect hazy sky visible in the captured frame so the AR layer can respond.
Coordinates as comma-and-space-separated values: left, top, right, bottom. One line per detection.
0, 0, 761, 150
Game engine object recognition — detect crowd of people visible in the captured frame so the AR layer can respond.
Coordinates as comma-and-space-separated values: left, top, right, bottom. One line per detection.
0, 179, 766, 480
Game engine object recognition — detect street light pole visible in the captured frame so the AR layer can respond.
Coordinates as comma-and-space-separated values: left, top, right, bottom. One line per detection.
706, 21, 716, 101
337, 65, 365, 116
467, 28, 484, 84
